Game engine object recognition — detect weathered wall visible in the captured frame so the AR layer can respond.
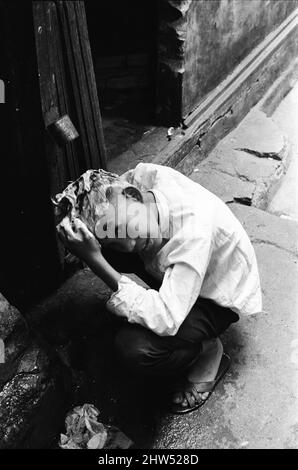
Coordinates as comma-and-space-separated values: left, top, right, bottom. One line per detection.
182, 0, 298, 118
156, 0, 190, 125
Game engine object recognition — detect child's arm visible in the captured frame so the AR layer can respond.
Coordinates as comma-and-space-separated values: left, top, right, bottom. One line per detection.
57, 218, 121, 292
58, 219, 213, 337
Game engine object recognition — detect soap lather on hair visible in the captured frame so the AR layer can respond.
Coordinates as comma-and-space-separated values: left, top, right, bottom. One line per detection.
52, 169, 133, 235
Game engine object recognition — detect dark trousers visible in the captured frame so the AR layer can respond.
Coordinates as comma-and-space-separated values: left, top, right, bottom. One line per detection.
114, 297, 239, 378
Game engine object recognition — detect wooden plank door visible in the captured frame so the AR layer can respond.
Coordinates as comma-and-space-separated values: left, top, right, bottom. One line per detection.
32, 0, 107, 196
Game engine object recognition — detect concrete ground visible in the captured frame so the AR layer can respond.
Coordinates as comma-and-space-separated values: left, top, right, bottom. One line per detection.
268, 84, 298, 221
152, 83, 298, 449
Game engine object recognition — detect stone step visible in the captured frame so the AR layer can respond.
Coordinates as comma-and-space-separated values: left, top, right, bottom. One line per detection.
190, 107, 292, 211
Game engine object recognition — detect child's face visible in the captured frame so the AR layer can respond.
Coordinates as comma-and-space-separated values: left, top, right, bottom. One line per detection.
95, 192, 162, 254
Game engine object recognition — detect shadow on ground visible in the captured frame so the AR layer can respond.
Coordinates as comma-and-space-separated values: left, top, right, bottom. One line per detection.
27, 261, 172, 449
64, 330, 174, 449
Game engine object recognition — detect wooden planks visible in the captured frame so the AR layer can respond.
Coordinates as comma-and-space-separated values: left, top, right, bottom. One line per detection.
56, 0, 107, 171
33, 0, 107, 196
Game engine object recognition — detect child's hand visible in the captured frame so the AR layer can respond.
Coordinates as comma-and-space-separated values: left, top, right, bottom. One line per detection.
57, 217, 102, 262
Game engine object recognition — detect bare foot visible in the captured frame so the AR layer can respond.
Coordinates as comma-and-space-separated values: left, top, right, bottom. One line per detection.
172, 338, 223, 408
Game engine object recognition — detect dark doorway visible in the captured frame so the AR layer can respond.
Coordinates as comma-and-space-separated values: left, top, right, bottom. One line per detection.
85, 0, 159, 161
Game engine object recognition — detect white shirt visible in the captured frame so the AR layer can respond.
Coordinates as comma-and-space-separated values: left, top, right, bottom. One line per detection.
106, 163, 262, 336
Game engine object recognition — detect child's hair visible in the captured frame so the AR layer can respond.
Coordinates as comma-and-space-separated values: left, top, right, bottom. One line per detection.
53, 169, 143, 234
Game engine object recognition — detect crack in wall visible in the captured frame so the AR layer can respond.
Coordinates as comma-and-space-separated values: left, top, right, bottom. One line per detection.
195, 107, 233, 147
197, 132, 207, 148
210, 106, 234, 130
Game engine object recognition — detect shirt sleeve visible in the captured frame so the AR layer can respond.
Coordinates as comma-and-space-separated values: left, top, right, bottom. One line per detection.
105, 234, 213, 336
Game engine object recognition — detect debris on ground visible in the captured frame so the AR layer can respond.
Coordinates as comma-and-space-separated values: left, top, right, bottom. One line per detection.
59, 404, 133, 449
167, 127, 175, 140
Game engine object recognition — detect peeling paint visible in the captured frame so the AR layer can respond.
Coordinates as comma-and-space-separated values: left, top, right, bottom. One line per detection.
168, 0, 193, 17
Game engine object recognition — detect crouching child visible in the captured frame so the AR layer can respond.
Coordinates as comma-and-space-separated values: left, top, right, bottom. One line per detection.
55, 162, 262, 414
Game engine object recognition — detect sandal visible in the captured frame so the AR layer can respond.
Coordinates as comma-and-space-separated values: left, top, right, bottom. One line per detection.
170, 353, 231, 414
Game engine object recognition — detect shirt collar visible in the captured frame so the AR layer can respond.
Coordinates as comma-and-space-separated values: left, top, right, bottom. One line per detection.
148, 189, 170, 238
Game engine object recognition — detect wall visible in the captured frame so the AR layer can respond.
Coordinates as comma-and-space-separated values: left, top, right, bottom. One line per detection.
182, 0, 298, 118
